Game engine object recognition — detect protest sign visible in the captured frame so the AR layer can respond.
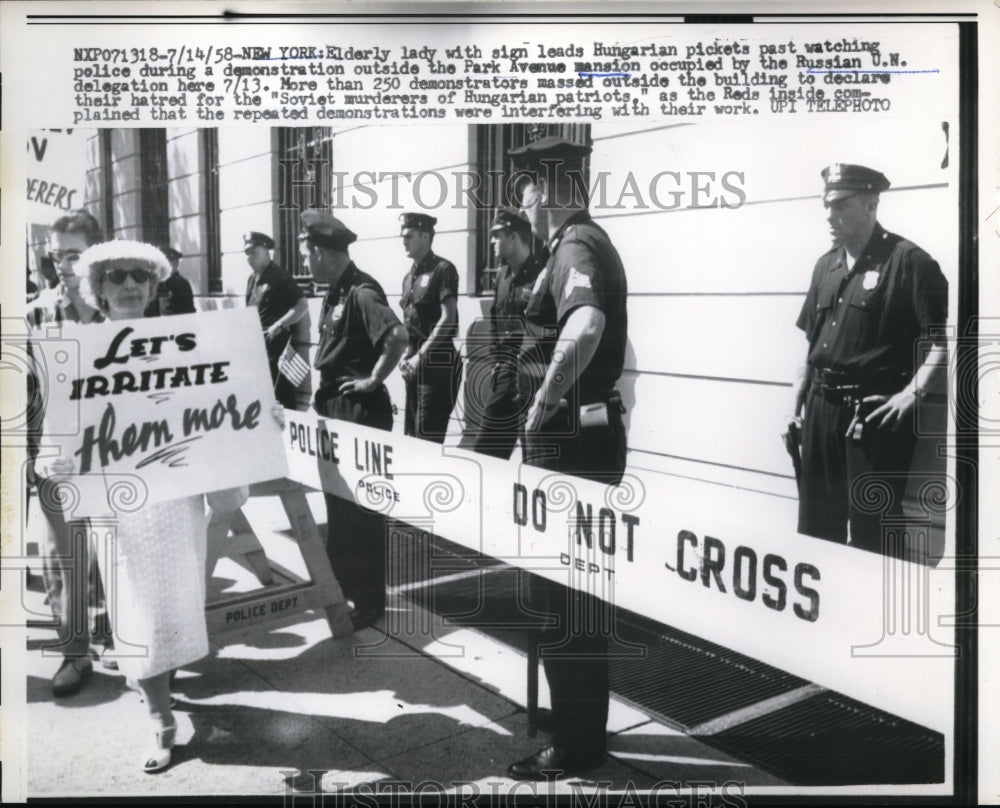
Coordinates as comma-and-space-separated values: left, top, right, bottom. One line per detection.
40, 307, 288, 516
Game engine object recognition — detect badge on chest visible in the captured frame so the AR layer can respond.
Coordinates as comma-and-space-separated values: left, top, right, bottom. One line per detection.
323, 301, 346, 334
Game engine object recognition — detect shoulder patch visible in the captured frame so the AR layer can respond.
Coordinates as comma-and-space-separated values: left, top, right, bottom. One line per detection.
564, 266, 592, 299
532, 266, 549, 295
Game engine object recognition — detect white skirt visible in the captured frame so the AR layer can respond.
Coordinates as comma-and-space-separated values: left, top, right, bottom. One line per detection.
97, 495, 209, 680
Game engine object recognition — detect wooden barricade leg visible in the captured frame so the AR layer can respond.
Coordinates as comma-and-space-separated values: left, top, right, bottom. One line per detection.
205, 506, 275, 589
205, 479, 354, 640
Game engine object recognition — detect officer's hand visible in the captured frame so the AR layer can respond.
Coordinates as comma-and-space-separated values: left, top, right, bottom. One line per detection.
339, 377, 378, 395
865, 392, 914, 430
270, 402, 286, 429
781, 414, 802, 450
525, 389, 560, 432
264, 324, 285, 345
399, 356, 418, 382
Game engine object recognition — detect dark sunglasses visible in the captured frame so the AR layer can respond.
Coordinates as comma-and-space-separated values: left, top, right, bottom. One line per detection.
105, 267, 154, 284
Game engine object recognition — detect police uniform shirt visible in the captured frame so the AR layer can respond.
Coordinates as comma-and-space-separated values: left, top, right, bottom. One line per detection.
400, 251, 459, 350
522, 211, 627, 403
156, 272, 196, 316
796, 224, 948, 378
491, 249, 547, 351
246, 261, 305, 350
314, 263, 401, 388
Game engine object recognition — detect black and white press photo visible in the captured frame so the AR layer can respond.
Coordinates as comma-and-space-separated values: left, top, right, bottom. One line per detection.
1, 3, 995, 804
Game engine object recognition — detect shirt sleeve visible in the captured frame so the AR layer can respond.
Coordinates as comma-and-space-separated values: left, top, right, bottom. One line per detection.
355, 287, 401, 349
549, 236, 605, 325
273, 273, 306, 308
795, 257, 824, 335
435, 261, 459, 303
906, 248, 948, 339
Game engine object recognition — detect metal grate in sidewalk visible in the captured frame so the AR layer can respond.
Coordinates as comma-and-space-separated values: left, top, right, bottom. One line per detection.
701, 692, 945, 785
392, 530, 945, 786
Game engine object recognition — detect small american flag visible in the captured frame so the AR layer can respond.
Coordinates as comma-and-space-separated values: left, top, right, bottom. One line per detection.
277, 340, 311, 387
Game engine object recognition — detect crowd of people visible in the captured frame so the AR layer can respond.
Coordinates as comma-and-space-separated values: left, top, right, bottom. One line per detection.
24, 141, 947, 779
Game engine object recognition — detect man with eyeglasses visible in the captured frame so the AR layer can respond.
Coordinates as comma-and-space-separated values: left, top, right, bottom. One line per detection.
29, 209, 104, 328
26, 209, 115, 695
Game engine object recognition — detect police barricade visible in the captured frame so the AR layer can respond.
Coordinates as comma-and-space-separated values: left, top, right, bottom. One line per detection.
202, 478, 354, 640
284, 408, 955, 735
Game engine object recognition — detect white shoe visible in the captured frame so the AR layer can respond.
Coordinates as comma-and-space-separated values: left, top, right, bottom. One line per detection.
142, 723, 177, 773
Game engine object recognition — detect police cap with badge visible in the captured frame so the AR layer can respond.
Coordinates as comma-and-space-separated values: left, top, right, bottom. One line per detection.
300, 210, 358, 251
507, 135, 592, 170
243, 231, 275, 250
489, 208, 532, 238
158, 244, 183, 263
821, 163, 890, 202
399, 212, 437, 234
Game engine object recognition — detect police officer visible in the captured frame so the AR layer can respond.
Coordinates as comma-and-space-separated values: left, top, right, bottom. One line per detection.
506, 137, 629, 780
145, 245, 196, 316
244, 231, 310, 410
398, 212, 463, 443
461, 209, 547, 459
788, 163, 948, 557
300, 211, 409, 631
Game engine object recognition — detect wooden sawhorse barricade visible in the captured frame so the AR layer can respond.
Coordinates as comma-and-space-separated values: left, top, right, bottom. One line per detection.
204, 478, 354, 639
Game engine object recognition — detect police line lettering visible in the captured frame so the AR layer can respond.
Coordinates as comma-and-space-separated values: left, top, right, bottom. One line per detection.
287, 420, 395, 479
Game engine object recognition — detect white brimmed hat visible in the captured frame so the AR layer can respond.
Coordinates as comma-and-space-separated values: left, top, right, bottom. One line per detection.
79, 239, 171, 281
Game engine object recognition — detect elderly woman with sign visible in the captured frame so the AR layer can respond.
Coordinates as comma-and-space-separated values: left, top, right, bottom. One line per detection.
42, 240, 281, 773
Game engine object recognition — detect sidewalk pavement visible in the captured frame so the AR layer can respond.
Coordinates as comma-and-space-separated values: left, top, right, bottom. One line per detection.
21, 491, 788, 799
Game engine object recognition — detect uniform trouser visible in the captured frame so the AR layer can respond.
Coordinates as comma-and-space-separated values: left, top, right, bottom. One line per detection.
404, 346, 463, 444
798, 390, 917, 556
36, 477, 110, 657
459, 376, 523, 460
521, 399, 627, 754
316, 387, 394, 613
